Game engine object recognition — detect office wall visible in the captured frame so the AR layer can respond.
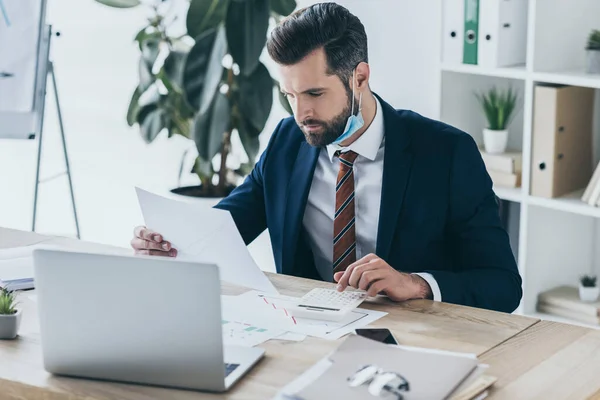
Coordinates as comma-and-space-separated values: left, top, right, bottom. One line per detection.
0, 0, 441, 271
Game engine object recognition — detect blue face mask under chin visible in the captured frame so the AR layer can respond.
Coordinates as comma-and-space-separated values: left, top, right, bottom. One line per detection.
332, 73, 364, 146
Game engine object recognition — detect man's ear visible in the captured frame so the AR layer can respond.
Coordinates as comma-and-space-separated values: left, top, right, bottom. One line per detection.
355, 62, 370, 90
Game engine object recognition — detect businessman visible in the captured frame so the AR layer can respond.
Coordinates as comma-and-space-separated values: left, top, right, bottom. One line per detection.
131, 3, 522, 313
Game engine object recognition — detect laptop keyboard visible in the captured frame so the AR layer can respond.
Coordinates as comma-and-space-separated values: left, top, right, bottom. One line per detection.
225, 363, 240, 377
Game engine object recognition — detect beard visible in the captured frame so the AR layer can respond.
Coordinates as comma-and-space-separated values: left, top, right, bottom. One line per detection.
298, 88, 359, 147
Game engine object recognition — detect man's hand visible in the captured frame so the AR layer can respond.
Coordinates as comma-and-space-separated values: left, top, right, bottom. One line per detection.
333, 254, 432, 301
130, 226, 177, 257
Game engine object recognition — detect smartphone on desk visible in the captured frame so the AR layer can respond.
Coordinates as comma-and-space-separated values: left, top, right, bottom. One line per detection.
355, 328, 398, 345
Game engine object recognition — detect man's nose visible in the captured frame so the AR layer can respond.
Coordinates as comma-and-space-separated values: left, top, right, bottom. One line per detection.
295, 99, 313, 122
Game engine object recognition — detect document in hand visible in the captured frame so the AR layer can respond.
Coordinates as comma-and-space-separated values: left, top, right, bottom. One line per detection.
277, 334, 496, 400
135, 187, 278, 294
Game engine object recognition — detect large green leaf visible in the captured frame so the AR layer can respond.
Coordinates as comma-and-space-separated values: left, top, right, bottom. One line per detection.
270, 0, 296, 16
94, 0, 140, 8
226, 0, 270, 76
126, 87, 142, 127
183, 27, 227, 112
193, 92, 231, 160
163, 51, 187, 90
140, 108, 165, 143
237, 116, 261, 163
187, 0, 229, 40
238, 62, 273, 132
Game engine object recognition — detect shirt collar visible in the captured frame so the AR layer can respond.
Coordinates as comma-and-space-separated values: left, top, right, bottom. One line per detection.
326, 96, 384, 162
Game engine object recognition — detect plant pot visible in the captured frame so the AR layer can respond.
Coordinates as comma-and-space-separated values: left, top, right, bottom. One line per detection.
586, 50, 600, 74
483, 128, 508, 154
579, 285, 600, 302
0, 310, 22, 340
168, 185, 237, 207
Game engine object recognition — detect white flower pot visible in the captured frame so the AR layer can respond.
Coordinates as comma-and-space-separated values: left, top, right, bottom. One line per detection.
586, 50, 600, 74
483, 128, 508, 154
579, 285, 600, 302
0, 310, 22, 340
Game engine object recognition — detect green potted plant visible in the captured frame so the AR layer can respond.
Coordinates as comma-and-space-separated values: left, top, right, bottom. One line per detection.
94, 0, 295, 199
585, 29, 600, 74
474, 86, 518, 154
0, 287, 21, 340
579, 274, 599, 303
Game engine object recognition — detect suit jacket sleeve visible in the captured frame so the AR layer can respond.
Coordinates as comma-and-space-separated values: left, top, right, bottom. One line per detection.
213, 120, 282, 245
424, 133, 523, 313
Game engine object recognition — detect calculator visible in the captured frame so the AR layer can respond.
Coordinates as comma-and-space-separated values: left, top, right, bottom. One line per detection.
288, 288, 367, 321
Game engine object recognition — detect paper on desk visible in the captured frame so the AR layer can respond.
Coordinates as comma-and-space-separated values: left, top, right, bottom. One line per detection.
0, 243, 65, 288
275, 332, 308, 342
221, 291, 387, 340
136, 187, 278, 294
222, 319, 285, 347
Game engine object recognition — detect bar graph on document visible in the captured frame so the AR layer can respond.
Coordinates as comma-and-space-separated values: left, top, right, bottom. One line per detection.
221, 319, 285, 347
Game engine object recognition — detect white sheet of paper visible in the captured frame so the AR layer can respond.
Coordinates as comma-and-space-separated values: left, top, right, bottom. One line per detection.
221, 319, 285, 347
135, 187, 278, 294
274, 331, 308, 342
222, 291, 387, 340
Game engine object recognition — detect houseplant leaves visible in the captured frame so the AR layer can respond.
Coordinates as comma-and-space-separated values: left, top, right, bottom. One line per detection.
187, 0, 229, 40
193, 92, 231, 161
269, 0, 296, 16
226, 0, 270, 76
183, 26, 228, 113
238, 62, 273, 132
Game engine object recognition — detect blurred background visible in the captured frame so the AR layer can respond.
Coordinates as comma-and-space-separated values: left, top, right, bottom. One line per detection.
1, 0, 600, 326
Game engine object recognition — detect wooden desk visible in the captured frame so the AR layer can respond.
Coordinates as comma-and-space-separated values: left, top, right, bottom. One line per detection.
480, 321, 600, 399
0, 227, 571, 399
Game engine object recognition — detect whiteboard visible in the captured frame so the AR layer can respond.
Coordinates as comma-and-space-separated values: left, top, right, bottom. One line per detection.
0, 0, 47, 139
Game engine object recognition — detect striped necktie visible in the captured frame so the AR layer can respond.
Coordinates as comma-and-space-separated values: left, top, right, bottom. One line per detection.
333, 150, 359, 273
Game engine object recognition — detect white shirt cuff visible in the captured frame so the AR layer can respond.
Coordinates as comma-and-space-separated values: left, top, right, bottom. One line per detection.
413, 272, 442, 302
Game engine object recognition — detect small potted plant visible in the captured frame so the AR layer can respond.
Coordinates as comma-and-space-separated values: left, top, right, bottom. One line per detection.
0, 287, 21, 340
475, 86, 518, 154
585, 29, 600, 74
579, 274, 599, 303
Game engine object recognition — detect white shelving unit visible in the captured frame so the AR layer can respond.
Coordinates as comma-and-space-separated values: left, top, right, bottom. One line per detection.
439, 0, 600, 328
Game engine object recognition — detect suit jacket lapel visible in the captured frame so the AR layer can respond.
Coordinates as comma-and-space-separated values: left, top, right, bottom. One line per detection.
282, 140, 320, 274
375, 96, 413, 261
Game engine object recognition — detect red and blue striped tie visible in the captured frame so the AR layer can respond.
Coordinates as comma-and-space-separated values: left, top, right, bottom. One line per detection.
333, 150, 359, 273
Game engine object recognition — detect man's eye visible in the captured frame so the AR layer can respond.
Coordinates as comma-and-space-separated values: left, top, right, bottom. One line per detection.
309, 92, 323, 97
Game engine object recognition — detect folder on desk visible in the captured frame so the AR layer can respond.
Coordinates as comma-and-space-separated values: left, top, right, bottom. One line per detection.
477, 0, 528, 68
531, 84, 595, 198
463, 0, 480, 65
276, 334, 496, 400
442, 0, 464, 65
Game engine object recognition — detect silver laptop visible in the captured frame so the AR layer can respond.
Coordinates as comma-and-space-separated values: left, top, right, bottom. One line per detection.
32, 248, 264, 392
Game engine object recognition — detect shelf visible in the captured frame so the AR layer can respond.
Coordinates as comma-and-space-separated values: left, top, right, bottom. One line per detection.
494, 186, 523, 203
533, 69, 600, 89
528, 190, 600, 218
527, 312, 600, 330
441, 63, 527, 80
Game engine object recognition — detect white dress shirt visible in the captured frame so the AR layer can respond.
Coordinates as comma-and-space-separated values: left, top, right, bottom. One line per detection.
302, 97, 442, 301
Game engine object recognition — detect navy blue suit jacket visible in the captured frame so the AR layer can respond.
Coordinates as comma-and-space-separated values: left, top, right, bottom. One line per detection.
215, 95, 523, 313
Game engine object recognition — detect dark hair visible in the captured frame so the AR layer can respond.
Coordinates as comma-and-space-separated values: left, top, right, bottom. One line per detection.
266, 2, 368, 90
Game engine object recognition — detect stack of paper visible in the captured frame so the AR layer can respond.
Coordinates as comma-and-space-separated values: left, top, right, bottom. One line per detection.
221, 291, 387, 341
275, 334, 496, 400
0, 242, 60, 290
